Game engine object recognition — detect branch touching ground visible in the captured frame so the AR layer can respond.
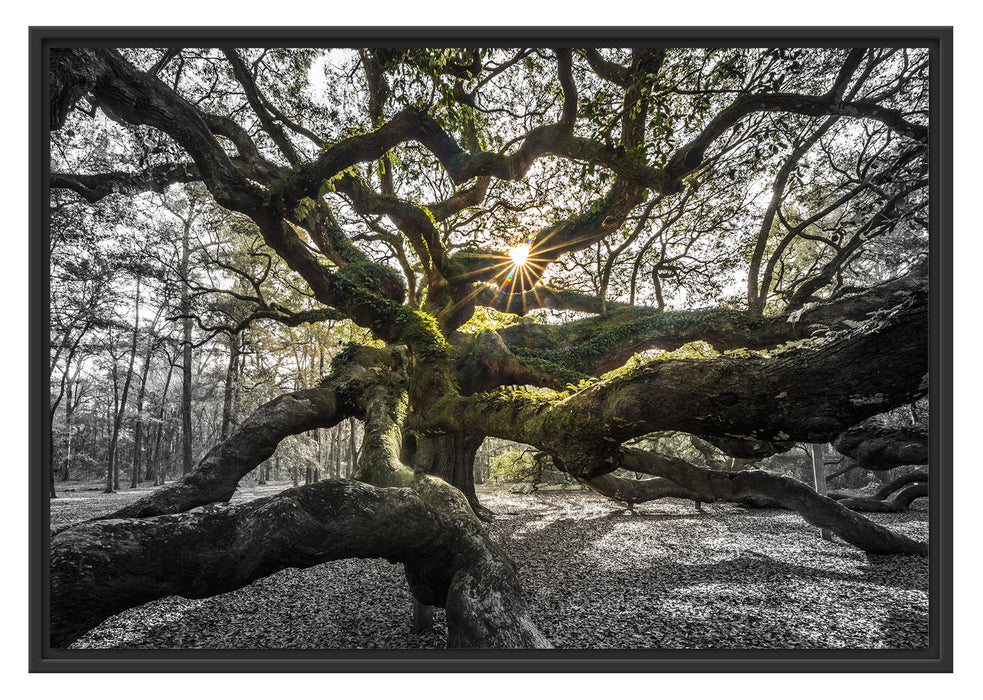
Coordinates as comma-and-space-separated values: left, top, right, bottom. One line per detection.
832, 471, 929, 512
95, 346, 407, 521
582, 473, 704, 507
620, 449, 927, 555
50, 478, 551, 649
101, 387, 340, 520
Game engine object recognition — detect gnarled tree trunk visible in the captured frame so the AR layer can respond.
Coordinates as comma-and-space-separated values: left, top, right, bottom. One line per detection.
404, 432, 484, 516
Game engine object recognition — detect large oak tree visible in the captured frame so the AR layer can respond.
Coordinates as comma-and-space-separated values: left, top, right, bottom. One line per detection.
47, 45, 931, 648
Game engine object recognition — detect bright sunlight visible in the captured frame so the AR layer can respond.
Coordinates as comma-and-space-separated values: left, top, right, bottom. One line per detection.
508, 243, 531, 267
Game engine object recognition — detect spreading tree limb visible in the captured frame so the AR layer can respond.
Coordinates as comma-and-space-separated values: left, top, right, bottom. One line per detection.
50, 478, 551, 649
619, 449, 926, 555
92, 345, 407, 521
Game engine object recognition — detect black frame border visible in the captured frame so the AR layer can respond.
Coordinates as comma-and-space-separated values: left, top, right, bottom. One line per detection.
29, 26, 953, 673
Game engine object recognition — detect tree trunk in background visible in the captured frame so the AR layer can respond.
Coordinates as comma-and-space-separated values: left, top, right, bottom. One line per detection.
49, 431, 57, 498
811, 443, 834, 541
180, 217, 194, 476
131, 311, 161, 488
106, 275, 141, 494
315, 349, 325, 482
51, 323, 90, 491
473, 453, 483, 485
347, 418, 358, 479
60, 399, 72, 482
408, 433, 484, 515
61, 374, 81, 481
330, 426, 340, 478
149, 360, 175, 484
220, 332, 240, 441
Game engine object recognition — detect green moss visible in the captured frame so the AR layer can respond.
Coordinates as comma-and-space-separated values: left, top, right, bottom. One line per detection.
459, 306, 523, 334
504, 345, 588, 386
335, 262, 406, 303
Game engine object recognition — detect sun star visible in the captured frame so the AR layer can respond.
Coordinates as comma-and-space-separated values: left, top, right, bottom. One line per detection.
508, 243, 531, 267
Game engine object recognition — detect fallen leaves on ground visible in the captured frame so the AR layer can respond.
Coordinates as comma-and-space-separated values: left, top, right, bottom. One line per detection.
54, 482, 928, 650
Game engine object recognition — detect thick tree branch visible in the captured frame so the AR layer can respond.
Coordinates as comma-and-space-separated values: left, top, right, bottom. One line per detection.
222, 49, 302, 166
582, 49, 629, 86
833, 419, 928, 470
490, 266, 926, 379
619, 449, 926, 555
51, 49, 266, 214
90, 345, 408, 520
423, 286, 927, 473
51, 478, 551, 649
50, 163, 200, 203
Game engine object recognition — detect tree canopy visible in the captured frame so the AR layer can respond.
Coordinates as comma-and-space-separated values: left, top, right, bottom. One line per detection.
47, 45, 931, 649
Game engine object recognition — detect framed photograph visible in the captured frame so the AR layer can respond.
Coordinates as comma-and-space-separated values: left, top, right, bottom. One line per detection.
31, 27, 952, 672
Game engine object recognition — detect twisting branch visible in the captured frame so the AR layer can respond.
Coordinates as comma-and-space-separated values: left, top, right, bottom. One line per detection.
617, 448, 926, 555
87, 345, 409, 520
51, 478, 551, 649
222, 49, 302, 166
50, 163, 200, 203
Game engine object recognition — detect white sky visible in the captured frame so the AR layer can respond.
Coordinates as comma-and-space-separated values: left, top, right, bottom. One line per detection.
4, 0, 980, 696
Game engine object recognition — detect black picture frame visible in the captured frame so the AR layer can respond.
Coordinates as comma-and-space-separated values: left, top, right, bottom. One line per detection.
29, 26, 953, 672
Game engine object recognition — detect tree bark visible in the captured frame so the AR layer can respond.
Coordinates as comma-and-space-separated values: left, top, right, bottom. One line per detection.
833, 419, 928, 470
582, 472, 704, 506
405, 432, 485, 515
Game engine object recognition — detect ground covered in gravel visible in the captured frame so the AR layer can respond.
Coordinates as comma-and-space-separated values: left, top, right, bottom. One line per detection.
51, 481, 929, 650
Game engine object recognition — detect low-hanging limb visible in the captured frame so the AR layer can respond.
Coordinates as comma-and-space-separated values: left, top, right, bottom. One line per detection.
580, 472, 704, 507
50, 478, 551, 649
482, 266, 927, 379
832, 418, 928, 470
453, 268, 926, 395
617, 448, 926, 555
52, 343, 550, 649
